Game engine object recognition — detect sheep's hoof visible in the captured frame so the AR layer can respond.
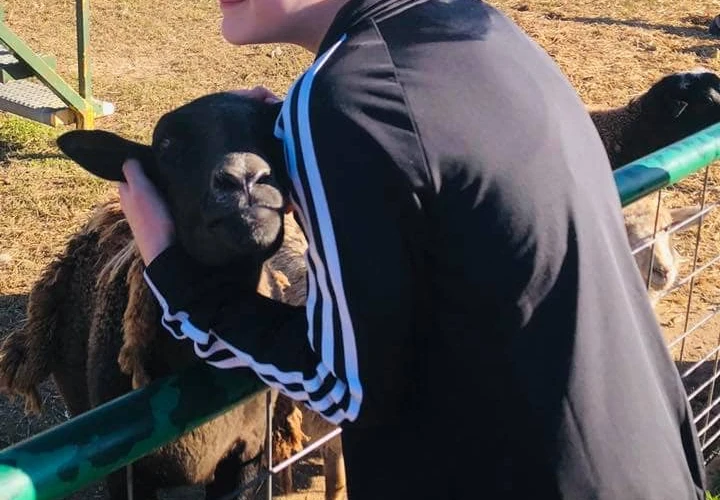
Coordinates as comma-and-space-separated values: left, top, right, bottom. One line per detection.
131, 371, 151, 389
22, 387, 42, 415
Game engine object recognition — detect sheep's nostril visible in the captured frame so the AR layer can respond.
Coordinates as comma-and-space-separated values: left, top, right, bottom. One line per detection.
214, 171, 244, 193
247, 169, 270, 190
214, 154, 273, 204
652, 267, 671, 285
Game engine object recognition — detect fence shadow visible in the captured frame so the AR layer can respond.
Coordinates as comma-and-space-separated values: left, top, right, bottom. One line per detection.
560, 15, 710, 40
11, 152, 67, 162
681, 44, 719, 60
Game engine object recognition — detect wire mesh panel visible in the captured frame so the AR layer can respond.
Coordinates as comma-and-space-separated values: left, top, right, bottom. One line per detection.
268, 397, 344, 500
627, 162, 720, 462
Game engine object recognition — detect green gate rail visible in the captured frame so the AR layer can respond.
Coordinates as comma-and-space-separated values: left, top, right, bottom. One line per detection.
0, 363, 266, 500
0, 1, 111, 129
615, 122, 720, 205
2, 121, 720, 500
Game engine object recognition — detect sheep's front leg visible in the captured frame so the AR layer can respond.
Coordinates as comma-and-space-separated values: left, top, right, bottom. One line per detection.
323, 440, 348, 500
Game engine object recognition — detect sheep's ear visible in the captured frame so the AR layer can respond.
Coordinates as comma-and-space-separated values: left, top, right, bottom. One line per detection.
670, 205, 703, 233
56, 130, 155, 182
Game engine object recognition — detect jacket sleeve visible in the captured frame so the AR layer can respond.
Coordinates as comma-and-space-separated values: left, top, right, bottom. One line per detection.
144, 50, 426, 425
143, 245, 347, 414
268, 54, 430, 424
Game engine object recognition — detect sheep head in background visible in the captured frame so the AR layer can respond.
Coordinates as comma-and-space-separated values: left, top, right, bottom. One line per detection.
591, 68, 720, 170
57, 93, 287, 268
619, 69, 720, 168
589, 69, 719, 303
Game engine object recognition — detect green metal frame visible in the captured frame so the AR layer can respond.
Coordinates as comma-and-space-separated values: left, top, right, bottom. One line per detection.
615, 122, 720, 205
0, 363, 266, 500
1, 122, 720, 499
0, 1, 102, 129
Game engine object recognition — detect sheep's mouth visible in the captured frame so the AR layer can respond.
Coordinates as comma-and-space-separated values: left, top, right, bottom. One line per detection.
635, 255, 676, 291
183, 212, 283, 267
650, 270, 668, 287
205, 208, 282, 247
205, 204, 283, 230
204, 187, 285, 228
649, 268, 676, 290
197, 185, 285, 264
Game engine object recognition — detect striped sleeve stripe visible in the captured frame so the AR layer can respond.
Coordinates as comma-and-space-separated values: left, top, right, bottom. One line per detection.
143, 35, 363, 424
305, 254, 323, 355
144, 269, 209, 344
200, 334, 348, 414
283, 35, 364, 421
277, 119, 324, 358
278, 90, 340, 373
144, 272, 343, 412
281, 84, 335, 370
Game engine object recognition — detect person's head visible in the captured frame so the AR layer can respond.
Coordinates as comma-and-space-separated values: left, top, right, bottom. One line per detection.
219, 0, 349, 53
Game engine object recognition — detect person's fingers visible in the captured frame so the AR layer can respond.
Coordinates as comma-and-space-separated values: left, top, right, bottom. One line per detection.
247, 86, 271, 100
255, 86, 281, 103
121, 158, 149, 189
117, 158, 175, 265
230, 86, 282, 104
117, 180, 128, 197
229, 86, 264, 98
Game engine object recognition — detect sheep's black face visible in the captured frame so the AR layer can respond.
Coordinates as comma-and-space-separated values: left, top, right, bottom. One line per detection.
150, 94, 286, 267
56, 93, 287, 268
623, 70, 720, 164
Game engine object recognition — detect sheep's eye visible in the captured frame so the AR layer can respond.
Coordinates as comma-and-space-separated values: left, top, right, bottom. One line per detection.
158, 138, 172, 151
157, 138, 182, 164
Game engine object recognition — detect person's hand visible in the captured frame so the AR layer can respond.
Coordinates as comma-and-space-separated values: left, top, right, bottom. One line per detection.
117, 159, 176, 266
230, 85, 282, 104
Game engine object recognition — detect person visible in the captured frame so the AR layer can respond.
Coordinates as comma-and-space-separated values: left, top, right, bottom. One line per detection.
117, 0, 707, 498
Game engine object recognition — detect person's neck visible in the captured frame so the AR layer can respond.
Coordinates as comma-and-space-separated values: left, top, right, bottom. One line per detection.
292, 0, 351, 54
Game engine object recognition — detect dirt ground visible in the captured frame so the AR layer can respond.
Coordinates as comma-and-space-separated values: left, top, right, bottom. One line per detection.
2, 0, 720, 498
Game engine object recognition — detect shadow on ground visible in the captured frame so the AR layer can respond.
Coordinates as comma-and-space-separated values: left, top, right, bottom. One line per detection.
555, 15, 711, 39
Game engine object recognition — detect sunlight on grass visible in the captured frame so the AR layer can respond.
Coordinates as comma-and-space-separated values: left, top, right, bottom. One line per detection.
0, 113, 57, 155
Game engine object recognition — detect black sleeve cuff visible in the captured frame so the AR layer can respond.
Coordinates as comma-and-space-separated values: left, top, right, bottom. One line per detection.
144, 244, 216, 314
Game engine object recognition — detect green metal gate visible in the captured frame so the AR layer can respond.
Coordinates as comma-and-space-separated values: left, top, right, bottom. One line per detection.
0, 1, 113, 129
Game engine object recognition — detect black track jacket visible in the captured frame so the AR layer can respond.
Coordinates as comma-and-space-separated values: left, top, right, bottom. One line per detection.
144, 0, 706, 497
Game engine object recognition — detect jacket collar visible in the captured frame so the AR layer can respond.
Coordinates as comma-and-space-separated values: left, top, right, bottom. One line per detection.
316, 0, 420, 56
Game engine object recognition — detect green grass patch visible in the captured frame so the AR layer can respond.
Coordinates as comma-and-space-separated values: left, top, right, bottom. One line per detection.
0, 113, 59, 158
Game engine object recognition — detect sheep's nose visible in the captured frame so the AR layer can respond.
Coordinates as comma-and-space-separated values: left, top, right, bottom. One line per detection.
213, 153, 271, 196
653, 266, 669, 281
651, 264, 676, 288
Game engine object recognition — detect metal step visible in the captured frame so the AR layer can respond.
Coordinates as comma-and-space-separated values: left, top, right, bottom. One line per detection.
0, 79, 75, 126
0, 47, 56, 83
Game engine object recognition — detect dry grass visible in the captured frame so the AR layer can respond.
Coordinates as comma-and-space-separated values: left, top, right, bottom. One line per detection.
3, 0, 720, 497
0, 0, 312, 305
